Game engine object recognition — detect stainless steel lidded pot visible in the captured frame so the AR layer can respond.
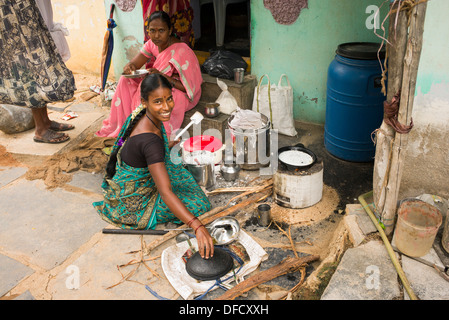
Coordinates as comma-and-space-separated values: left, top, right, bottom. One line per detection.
227, 109, 271, 170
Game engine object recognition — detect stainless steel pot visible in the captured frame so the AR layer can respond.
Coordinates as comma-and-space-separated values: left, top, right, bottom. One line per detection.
220, 162, 241, 181
185, 162, 215, 189
227, 111, 271, 170
205, 102, 220, 118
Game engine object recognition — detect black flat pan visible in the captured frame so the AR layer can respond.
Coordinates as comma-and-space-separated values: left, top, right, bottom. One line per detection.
277, 143, 317, 171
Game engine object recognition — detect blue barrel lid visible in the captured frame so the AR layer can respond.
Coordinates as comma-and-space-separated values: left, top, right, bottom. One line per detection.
336, 42, 386, 60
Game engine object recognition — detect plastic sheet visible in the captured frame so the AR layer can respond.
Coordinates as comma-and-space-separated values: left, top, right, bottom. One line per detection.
161, 229, 268, 300
201, 50, 248, 79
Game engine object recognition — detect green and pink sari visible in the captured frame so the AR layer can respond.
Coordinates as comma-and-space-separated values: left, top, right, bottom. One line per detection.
93, 105, 211, 230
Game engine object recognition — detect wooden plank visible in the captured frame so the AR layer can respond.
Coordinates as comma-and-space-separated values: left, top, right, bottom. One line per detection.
215, 255, 320, 300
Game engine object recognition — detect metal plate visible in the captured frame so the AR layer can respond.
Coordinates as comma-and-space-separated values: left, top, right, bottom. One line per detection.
122, 69, 149, 78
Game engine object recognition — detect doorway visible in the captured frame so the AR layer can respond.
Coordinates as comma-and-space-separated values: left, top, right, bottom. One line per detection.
193, 1, 250, 58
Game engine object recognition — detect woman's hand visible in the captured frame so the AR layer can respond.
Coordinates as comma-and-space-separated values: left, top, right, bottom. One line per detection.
168, 138, 181, 149
147, 68, 161, 75
194, 223, 214, 259
123, 62, 137, 75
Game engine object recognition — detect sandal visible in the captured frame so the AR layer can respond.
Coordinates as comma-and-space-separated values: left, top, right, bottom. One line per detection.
50, 121, 75, 131
33, 129, 70, 144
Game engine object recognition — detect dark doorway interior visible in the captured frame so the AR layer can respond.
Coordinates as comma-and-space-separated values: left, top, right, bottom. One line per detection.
194, 2, 250, 57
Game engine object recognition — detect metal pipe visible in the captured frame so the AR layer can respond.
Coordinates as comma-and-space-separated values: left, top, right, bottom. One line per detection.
102, 228, 168, 235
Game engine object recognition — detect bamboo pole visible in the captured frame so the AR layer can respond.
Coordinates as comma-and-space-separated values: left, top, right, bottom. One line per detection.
380, 1, 427, 236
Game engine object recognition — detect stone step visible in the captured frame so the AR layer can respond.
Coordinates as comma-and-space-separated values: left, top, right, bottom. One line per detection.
181, 102, 230, 142
199, 73, 257, 110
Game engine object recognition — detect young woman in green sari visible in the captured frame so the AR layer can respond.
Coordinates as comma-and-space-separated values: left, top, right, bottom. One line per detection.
93, 73, 214, 258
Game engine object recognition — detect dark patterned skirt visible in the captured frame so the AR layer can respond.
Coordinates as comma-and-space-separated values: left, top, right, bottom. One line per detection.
0, 0, 76, 108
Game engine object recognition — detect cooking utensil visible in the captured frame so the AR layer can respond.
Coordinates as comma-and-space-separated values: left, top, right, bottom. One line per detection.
122, 69, 149, 78
234, 67, 244, 84
227, 110, 271, 170
205, 102, 220, 118
208, 216, 240, 245
164, 216, 240, 245
220, 162, 241, 181
181, 135, 224, 165
185, 247, 234, 280
277, 143, 317, 171
257, 204, 271, 227
185, 162, 215, 189
174, 111, 204, 141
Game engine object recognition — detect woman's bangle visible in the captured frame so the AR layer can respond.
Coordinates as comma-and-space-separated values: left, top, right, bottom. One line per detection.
186, 217, 197, 227
194, 224, 205, 234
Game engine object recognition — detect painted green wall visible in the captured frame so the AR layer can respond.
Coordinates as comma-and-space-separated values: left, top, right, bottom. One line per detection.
250, 0, 389, 124
104, 0, 144, 79
415, 0, 449, 96
400, 0, 449, 199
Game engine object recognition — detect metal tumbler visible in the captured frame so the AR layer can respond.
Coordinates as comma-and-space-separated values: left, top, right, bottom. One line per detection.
257, 204, 271, 227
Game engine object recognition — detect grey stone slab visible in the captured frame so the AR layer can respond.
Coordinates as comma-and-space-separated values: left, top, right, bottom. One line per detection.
66, 102, 97, 113
402, 255, 449, 300
346, 203, 377, 235
0, 166, 27, 188
0, 254, 34, 297
13, 290, 35, 300
47, 232, 176, 300
47, 101, 74, 112
321, 241, 401, 300
391, 235, 446, 272
0, 179, 107, 270
67, 171, 104, 194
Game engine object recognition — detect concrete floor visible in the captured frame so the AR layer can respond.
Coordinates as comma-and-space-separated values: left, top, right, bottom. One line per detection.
4, 73, 446, 303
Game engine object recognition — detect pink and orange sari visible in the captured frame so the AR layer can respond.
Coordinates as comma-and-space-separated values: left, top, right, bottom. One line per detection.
96, 40, 202, 139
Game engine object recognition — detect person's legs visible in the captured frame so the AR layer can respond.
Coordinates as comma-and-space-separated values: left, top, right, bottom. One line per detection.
32, 106, 70, 143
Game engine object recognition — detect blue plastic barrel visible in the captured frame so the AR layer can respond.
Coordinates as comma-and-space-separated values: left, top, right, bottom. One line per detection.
324, 42, 386, 162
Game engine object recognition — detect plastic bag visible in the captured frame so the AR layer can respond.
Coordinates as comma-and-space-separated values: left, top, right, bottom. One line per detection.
201, 50, 248, 79
252, 74, 297, 136
228, 107, 264, 129
215, 79, 239, 114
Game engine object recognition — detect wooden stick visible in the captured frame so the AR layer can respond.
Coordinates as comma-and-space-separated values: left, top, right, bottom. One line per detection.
273, 221, 299, 258
225, 179, 272, 206
207, 187, 255, 195
144, 189, 271, 255
279, 267, 306, 300
215, 255, 320, 300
